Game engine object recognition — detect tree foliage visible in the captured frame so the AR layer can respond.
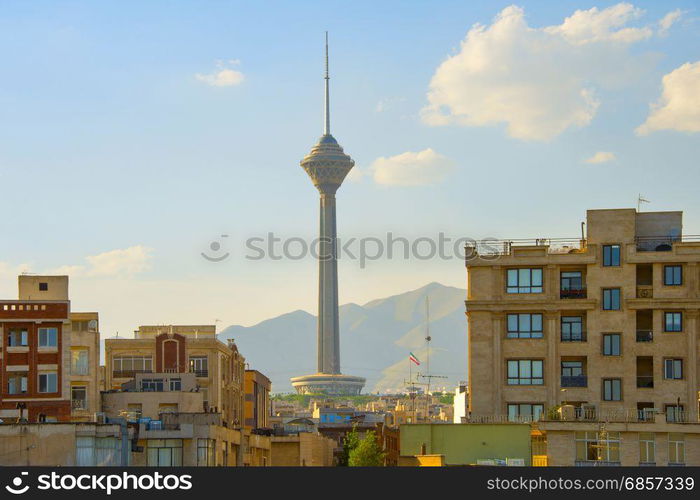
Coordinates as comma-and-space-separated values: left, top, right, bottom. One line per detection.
348, 430, 385, 467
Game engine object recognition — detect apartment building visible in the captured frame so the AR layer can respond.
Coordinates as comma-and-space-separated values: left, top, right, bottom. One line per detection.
104, 325, 245, 428
244, 369, 271, 430
0, 275, 100, 422
465, 208, 700, 465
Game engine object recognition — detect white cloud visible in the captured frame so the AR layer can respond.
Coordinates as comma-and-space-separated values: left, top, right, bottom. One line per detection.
584, 151, 616, 164
370, 149, 454, 186
658, 9, 682, 36
636, 61, 700, 135
421, 4, 669, 141
195, 62, 245, 87
48, 245, 153, 278
375, 97, 406, 113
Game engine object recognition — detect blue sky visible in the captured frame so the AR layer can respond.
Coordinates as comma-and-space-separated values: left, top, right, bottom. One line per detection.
0, 1, 699, 342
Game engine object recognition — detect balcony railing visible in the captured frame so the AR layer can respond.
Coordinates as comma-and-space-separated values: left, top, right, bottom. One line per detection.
560, 288, 587, 299
561, 375, 587, 387
574, 460, 621, 467
636, 376, 654, 388
561, 332, 587, 342
112, 370, 152, 379
190, 369, 208, 378
636, 330, 653, 342
666, 410, 688, 423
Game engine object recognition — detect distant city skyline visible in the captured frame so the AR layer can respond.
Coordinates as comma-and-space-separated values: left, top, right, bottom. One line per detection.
0, 0, 698, 342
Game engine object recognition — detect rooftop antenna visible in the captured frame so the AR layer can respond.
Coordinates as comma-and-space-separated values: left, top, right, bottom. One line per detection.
638, 194, 650, 212
324, 31, 330, 136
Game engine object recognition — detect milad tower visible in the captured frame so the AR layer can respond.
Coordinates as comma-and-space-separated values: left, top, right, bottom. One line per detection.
290, 34, 365, 396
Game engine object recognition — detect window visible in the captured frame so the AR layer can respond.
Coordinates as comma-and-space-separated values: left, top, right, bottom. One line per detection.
506, 268, 543, 294
71, 348, 89, 375
38, 327, 58, 347
507, 404, 544, 422
76, 436, 120, 466
560, 271, 585, 298
561, 361, 586, 387
8, 329, 28, 347
603, 379, 622, 401
506, 313, 543, 338
170, 378, 182, 391
664, 359, 683, 380
38, 372, 58, 393
506, 360, 543, 385
561, 316, 584, 341
7, 374, 28, 394
664, 312, 682, 332
575, 431, 620, 463
141, 378, 164, 392
603, 334, 621, 356
668, 433, 685, 464
664, 265, 682, 286
112, 355, 152, 377
197, 438, 216, 466
602, 288, 621, 310
666, 405, 684, 423
603, 244, 621, 266
39, 282, 48, 291
147, 439, 183, 466
639, 433, 655, 464
189, 356, 209, 377
71, 385, 87, 410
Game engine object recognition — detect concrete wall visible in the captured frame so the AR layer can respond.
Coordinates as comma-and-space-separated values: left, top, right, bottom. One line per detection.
400, 423, 531, 465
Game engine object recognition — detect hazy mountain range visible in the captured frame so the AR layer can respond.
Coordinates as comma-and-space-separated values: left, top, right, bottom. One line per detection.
219, 282, 467, 393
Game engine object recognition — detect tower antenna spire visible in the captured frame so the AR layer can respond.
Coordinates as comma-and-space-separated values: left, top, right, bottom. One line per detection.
324, 31, 330, 136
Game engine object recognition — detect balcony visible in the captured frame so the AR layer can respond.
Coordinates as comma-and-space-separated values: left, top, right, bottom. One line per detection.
560, 288, 587, 299
190, 369, 208, 378
561, 331, 587, 342
561, 375, 587, 387
636, 330, 653, 342
636, 376, 654, 388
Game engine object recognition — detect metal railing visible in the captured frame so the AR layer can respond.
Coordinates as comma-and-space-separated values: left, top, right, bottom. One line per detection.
561, 332, 587, 342
560, 288, 587, 299
112, 370, 152, 378
636, 330, 653, 342
635, 235, 700, 252
636, 376, 654, 388
561, 375, 587, 387
190, 369, 208, 378
465, 238, 587, 257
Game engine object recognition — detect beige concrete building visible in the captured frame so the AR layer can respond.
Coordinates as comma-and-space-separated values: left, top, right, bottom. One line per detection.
466, 208, 700, 465
270, 432, 335, 466
104, 325, 245, 428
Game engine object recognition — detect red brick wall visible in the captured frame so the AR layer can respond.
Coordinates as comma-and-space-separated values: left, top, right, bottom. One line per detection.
155, 333, 186, 373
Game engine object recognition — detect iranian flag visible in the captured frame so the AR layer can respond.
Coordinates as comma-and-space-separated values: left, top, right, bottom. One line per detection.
409, 352, 420, 366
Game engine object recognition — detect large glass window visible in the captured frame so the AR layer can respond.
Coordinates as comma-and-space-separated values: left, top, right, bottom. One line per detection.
603, 334, 621, 356
664, 265, 682, 286
666, 405, 684, 423
141, 379, 165, 391
639, 433, 655, 464
7, 329, 28, 347
668, 434, 685, 464
71, 349, 89, 375
189, 356, 209, 377
602, 378, 622, 401
507, 403, 544, 422
603, 245, 621, 266
560, 271, 585, 298
507, 313, 543, 339
38, 372, 58, 393
506, 360, 543, 385
147, 439, 183, 466
112, 355, 152, 377
664, 359, 683, 380
76, 436, 120, 466
561, 316, 584, 341
7, 374, 28, 394
197, 438, 216, 466
664, 312, 682, 332
602, 288, 621, 310
71, 385, 88, 410
38, 327, 58, 347
506, 268, 543, 294
575, 431, 620, 463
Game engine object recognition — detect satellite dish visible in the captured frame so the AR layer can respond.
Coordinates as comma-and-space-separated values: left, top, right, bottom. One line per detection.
88, 319, 98, 331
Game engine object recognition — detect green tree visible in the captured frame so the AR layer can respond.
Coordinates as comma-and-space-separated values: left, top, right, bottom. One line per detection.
348, 430, 385, 467
338, 425, 360, 466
